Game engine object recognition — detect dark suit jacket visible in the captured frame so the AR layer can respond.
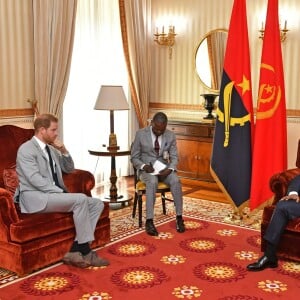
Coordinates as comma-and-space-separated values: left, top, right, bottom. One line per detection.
287, 175, 300, 194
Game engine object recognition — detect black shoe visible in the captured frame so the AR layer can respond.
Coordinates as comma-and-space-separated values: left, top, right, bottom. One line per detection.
145, 219, 158, 236
247, 255, 278, 272
176, 216, 185, 233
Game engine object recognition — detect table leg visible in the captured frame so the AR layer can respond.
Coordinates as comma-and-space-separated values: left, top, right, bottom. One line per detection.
109, 156, 118, 200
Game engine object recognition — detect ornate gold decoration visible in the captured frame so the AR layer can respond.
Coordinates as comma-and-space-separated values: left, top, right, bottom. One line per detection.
259, 20, 289, 42
154, 26, 177, 59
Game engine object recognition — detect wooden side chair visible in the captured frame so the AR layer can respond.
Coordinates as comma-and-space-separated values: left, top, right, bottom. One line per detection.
132, 167, 173, 227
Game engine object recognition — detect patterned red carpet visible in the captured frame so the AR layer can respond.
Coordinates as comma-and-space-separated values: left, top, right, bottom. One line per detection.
0, 198, 300, 299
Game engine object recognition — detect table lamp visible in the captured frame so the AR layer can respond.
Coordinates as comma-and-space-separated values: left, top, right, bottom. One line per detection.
94, 85, 129, 151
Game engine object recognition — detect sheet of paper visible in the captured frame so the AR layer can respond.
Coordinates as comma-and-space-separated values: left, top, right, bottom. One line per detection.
150, 160, 166, 175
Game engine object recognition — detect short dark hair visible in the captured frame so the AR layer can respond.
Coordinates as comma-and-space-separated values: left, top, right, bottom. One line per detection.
34, 114, 58, 132
152, 112, 168, 124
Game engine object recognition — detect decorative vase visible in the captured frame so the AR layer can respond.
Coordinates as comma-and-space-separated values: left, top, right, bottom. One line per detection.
201, 93, 218, 119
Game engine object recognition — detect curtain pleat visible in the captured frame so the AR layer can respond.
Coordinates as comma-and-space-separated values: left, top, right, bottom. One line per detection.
32, 0, 77, 117
119, 0, 151, 128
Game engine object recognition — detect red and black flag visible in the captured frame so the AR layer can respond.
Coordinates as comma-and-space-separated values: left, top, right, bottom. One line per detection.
210, 0, 254, 212
250, 0, 287, 210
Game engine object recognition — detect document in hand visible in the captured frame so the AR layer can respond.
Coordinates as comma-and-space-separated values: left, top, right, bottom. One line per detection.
150, 160, 167, 175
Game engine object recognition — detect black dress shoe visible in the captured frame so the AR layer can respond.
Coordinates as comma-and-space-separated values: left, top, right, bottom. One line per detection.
247, 255, 278, 272
176, 216, 185, 233
145, 219, 158, 236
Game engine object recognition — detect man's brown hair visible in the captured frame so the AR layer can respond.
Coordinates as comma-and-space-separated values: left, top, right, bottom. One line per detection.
33, 114, 58, 132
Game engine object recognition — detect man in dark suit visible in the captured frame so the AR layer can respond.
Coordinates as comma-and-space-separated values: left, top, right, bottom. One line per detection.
131, 112, 185, 236
247, 175, 300, 271
14, 113, 109, 268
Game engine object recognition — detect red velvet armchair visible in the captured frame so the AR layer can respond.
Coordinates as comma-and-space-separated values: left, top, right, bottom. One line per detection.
0, 125, 110, 275
261, 140, 300, 262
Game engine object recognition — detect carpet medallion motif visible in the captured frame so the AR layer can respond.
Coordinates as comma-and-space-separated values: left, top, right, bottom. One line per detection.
246, 234, 261, 248
257, 280, 287, 293
172, 285, 203, 299
111, 266, 169, 289
161, 254, 187, 265
0, 198, 300, 299
108, 240, 156, 257
19, 272, 80, 296
234, 250, 259, 261
277, 261, 300, 279
180, 237, 225, 253
193, 262, 247, 283
79, 291, 112, 299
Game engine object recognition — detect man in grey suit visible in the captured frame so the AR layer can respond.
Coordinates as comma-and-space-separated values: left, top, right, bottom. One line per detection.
14, 113, 109, 268
247, 175, 300, 271
131, 112, 185, 236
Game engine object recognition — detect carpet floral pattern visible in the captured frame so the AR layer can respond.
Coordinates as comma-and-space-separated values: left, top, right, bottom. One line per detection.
0, 198, 299, 299
109, 197, 263, 241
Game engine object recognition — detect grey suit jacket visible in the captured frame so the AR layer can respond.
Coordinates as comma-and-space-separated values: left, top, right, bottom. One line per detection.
14, 137, 75, 213
131, 125, 179, 171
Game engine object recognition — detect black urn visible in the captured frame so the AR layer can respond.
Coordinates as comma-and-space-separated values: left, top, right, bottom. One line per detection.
201, 93, 218, 119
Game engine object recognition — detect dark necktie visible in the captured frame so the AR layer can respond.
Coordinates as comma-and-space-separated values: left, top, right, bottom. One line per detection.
154, 136, 160, 155
45, 145, 60, 187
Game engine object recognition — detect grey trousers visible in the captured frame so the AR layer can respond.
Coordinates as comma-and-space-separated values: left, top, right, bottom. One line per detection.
40, 193, 104, 244
139, 171, 183, 219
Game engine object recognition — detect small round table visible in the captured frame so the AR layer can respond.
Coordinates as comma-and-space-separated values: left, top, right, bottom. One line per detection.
88, 149, 133, 205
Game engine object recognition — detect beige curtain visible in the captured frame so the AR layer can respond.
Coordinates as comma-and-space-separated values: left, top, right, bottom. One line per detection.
207, 32, 227, 91
206, 35, 217, 90
63, 0, 129, 178
32, 0, 77, 117
119, 0, 151, 128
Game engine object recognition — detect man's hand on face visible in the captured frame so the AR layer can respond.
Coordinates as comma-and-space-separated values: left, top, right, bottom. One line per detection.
51, 139, 68, 155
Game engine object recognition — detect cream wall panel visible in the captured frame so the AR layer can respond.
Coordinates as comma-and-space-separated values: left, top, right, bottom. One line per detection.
0, 0, 34, 109
0, 0, 299, 113
287, 118, 300, 168
150, 0, 300, 111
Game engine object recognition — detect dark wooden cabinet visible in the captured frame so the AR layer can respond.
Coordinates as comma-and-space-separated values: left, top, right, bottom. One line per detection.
167, 120, 226, 203
167, 121, 215, 182
167, 120, 226, 202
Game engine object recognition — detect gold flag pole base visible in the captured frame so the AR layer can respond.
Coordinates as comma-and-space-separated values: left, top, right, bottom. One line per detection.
223, 207, 262, 230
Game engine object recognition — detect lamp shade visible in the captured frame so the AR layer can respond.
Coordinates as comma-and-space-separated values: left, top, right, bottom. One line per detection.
94, 85, 129, 110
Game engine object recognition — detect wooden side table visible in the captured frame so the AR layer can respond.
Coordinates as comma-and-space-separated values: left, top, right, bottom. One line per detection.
88, 149, 133, 204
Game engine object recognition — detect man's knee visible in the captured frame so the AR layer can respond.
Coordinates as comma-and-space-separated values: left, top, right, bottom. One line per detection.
142, 174, 158, 187
276, 200, 292, 211
168, 173, 181, 185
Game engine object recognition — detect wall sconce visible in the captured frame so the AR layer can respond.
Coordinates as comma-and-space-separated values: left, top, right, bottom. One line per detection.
154, 25, 177, 59
259, 20, 289, 42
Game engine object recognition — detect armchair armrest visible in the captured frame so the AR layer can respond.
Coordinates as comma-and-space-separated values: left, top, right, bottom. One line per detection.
0, 188, 19, 241
269, 168, 300, 204
63, 169, 95, 196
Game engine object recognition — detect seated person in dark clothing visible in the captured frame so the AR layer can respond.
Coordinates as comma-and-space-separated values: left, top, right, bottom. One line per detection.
247, 175, 300, 271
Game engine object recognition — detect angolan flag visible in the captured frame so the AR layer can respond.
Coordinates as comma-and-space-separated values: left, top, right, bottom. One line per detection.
210, 0, 254, 212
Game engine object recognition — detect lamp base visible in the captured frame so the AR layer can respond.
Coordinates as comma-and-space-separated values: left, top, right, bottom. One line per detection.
108, 133, 119, 151
107, 145, 120, 151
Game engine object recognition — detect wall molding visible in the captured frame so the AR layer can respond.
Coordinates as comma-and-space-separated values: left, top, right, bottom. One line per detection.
150, 103, 300, 122
0, 108, 34, 117
0, 108, 34, 128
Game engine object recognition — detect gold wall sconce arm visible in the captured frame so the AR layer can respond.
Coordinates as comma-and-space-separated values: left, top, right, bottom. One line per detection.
259, 20, 289, 42
154, 25, 177, 59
